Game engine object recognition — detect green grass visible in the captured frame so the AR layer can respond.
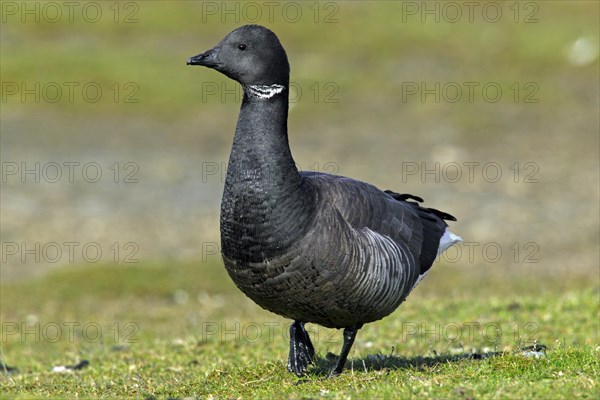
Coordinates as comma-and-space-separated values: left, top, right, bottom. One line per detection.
2, 2, 597, 119
1, 260, 598, 398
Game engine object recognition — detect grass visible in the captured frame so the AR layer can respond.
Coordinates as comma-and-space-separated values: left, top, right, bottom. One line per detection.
1, 260, 598, 398
2, 2, 597, 119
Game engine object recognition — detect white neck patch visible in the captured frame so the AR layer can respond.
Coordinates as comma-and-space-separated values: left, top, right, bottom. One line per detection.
246, 84, 286, 99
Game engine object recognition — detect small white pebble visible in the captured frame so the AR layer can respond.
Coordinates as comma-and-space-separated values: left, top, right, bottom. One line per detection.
174, 289, 189, 305
25, 314, 38, 324
566, 37, 599, 66
522, 351, 546, 359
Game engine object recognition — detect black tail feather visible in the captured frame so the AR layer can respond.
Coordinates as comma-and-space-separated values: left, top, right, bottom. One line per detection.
385, 189, 457, 273
384, 190, 457, 221
384, 191, 424, 203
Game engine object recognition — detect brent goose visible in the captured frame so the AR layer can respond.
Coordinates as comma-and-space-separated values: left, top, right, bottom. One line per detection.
187, 25, 462, 377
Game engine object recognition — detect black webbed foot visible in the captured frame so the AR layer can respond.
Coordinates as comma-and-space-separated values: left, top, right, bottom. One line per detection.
287, 321, 315, 376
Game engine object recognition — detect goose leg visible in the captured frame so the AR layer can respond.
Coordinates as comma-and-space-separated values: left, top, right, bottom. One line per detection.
287, 321, 315, 376
329, 323, 363, 377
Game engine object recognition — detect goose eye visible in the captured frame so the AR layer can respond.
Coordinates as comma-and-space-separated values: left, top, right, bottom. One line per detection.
238, 44, 247, 51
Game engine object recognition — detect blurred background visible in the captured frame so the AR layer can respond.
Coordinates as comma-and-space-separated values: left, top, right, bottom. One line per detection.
1, 1, 598, 345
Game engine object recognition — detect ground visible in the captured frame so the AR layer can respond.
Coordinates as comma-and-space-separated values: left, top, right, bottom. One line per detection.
1, 262, 598, 398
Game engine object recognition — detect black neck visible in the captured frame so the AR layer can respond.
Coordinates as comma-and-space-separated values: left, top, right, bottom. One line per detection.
231, 86, 298, 186
220, 86, 315, 261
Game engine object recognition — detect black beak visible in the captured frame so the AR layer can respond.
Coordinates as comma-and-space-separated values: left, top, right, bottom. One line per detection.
187, 47, 220, 67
